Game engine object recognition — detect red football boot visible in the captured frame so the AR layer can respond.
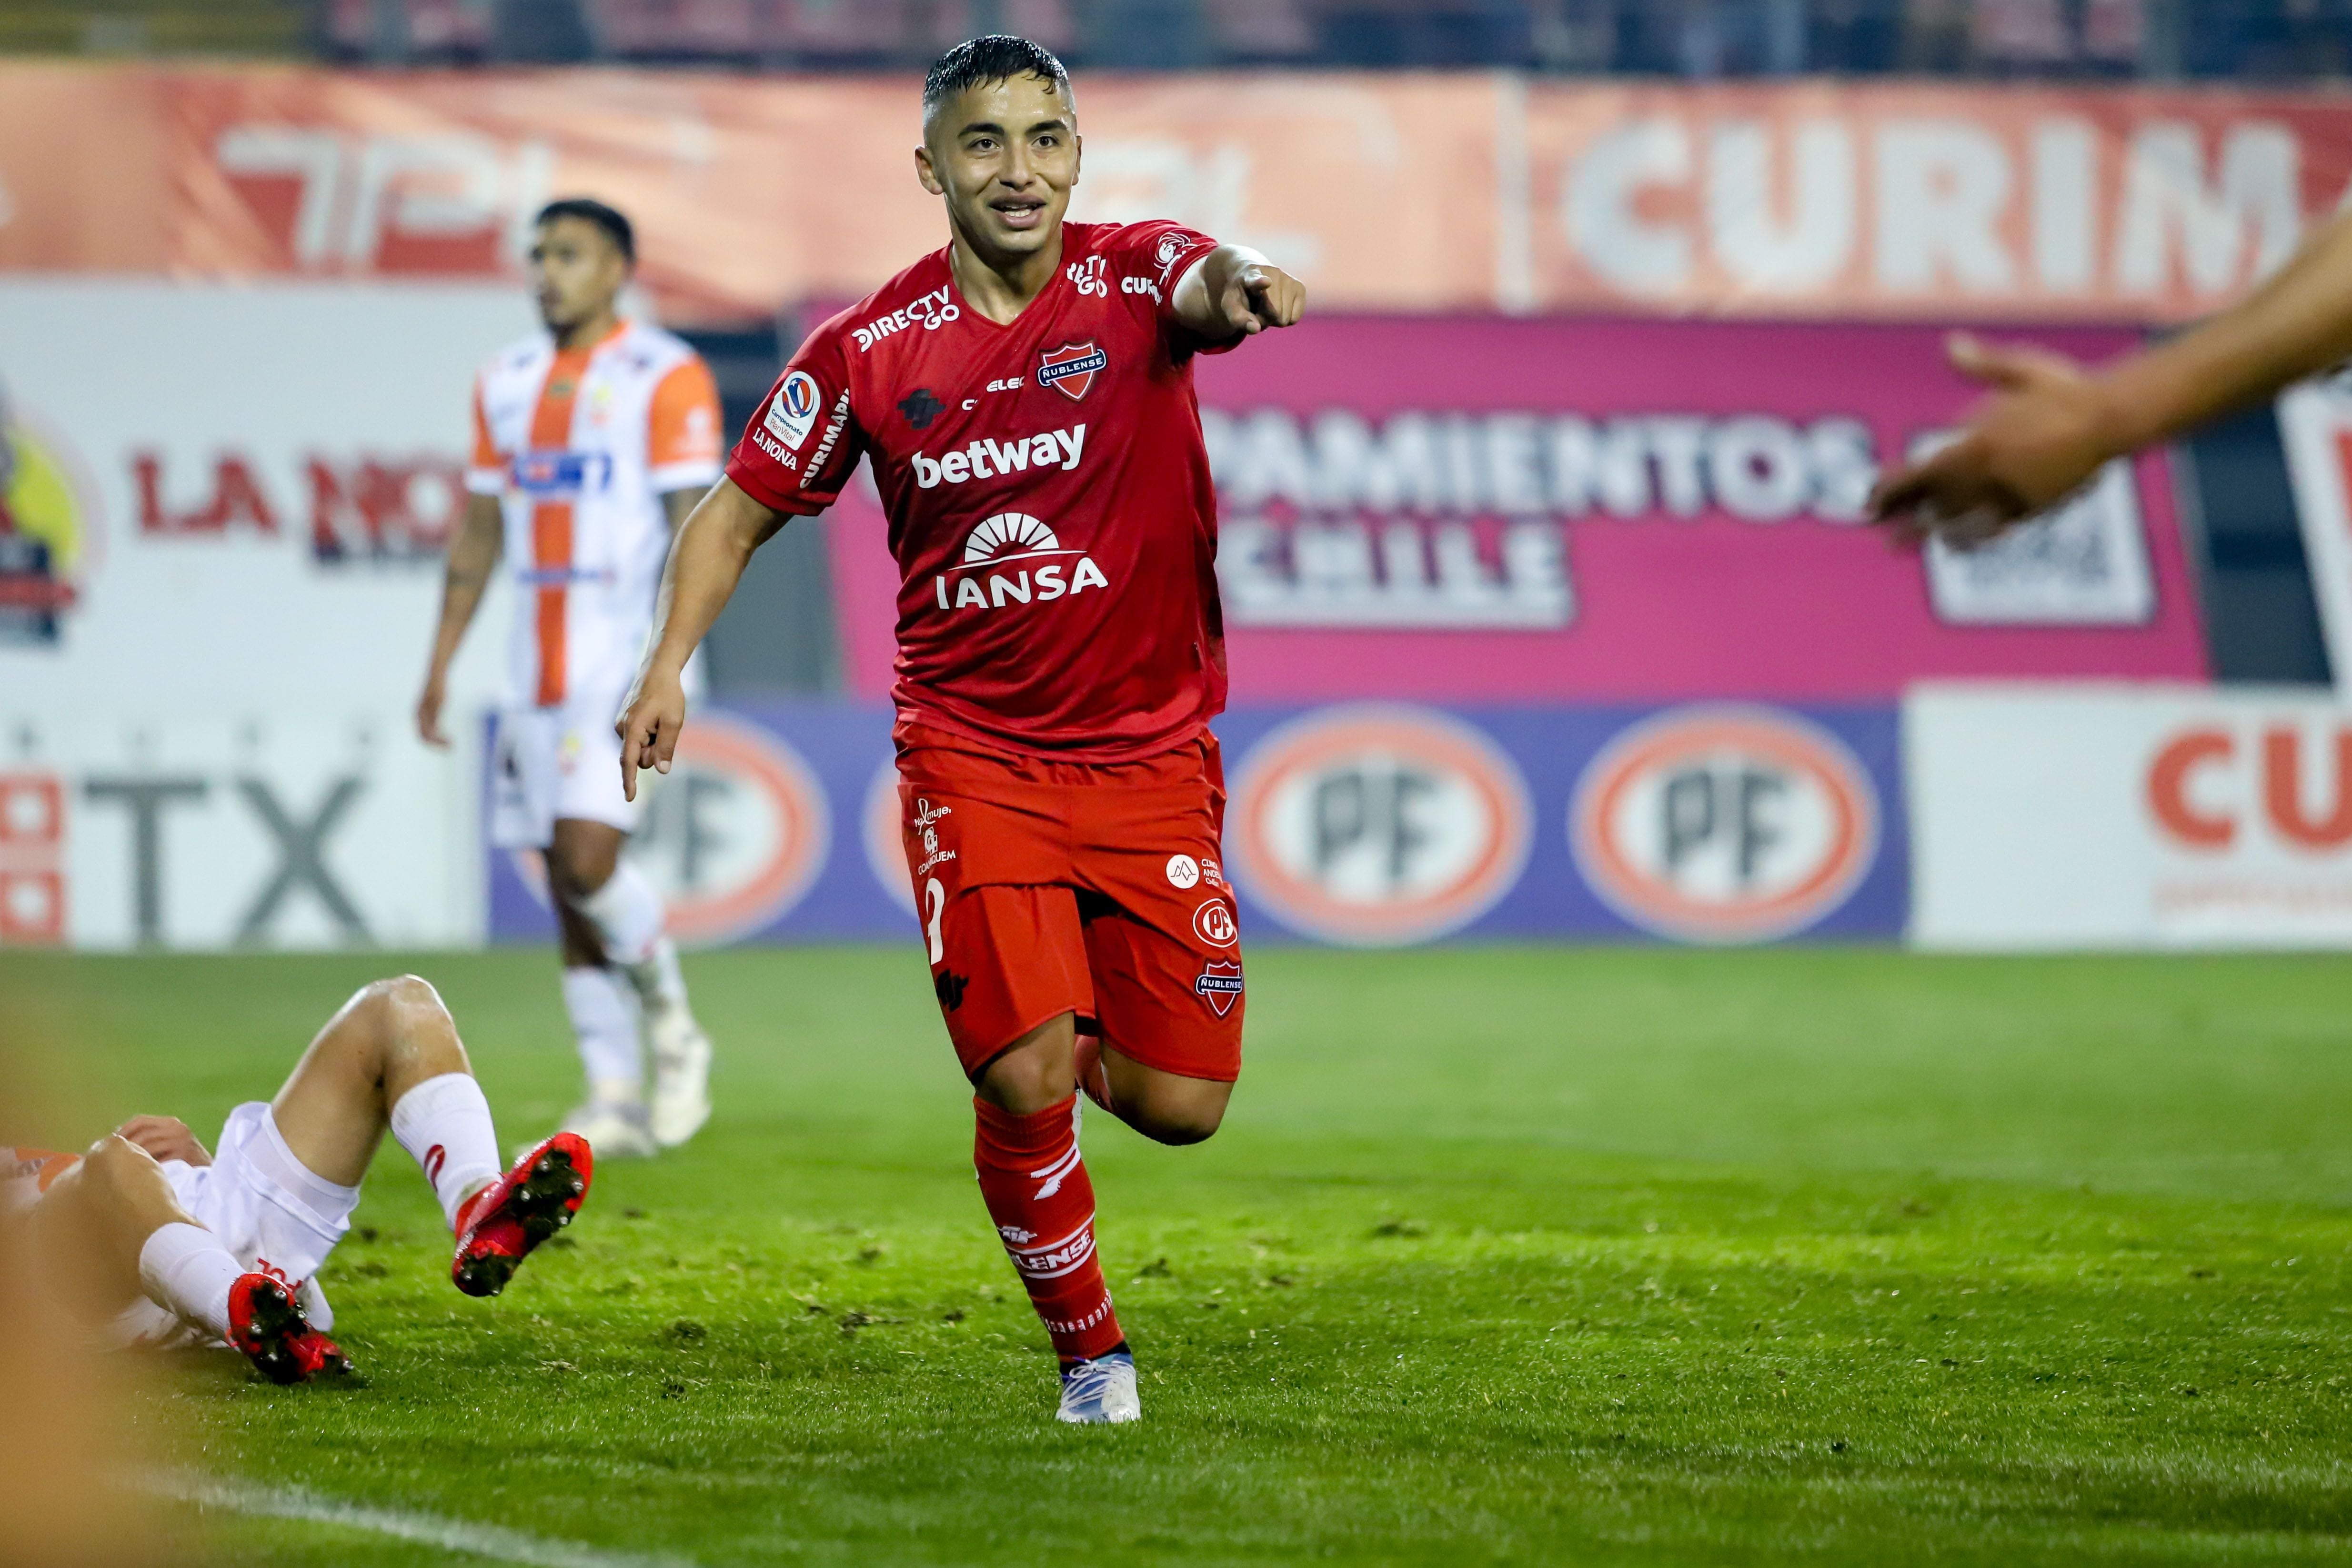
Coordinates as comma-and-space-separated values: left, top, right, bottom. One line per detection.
452, 1132, 593, 1298
227, 1273, 350, 1385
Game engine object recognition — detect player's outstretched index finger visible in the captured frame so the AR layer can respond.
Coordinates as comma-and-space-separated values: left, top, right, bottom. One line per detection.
1868, 438, 1981, 522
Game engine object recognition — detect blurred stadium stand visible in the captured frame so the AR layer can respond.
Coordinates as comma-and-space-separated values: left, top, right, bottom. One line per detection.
3, 0, 2351, 77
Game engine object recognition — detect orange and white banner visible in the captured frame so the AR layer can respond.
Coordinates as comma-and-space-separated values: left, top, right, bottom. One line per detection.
4, 65, 2352, 323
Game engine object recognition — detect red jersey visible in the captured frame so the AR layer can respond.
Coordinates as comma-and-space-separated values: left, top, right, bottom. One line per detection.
724, 220, 1235, 761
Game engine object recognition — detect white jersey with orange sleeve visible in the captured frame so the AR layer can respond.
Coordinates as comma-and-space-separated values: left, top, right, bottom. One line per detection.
466, 320, 721, 844
466, 319, 722, 712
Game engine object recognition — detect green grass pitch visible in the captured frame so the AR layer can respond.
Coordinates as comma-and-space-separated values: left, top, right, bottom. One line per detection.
8, 944, 2352, 1565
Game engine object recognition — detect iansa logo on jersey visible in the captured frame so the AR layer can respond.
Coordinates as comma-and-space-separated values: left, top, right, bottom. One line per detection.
1037, 342, 1106, 403
1569, 706, 1879, 944
931, 513, 1109, 612
1229, 705, 1533, 946
764, 371, 822, 450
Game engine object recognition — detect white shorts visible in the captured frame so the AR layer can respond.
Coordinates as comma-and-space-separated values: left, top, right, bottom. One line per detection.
108, 1102, 359, 1349
490, 695, 643, 850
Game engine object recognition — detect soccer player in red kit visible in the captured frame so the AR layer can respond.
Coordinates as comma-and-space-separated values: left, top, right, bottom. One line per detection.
614, 35, 1303, 1422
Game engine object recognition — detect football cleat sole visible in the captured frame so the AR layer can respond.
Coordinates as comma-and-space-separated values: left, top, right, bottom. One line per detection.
230, 1275, 351, 1386
452, 1136, 592, 1299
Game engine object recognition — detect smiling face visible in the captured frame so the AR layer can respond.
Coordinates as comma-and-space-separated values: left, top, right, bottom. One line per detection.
915, 72, 1080, 266
528, 215, 629, 334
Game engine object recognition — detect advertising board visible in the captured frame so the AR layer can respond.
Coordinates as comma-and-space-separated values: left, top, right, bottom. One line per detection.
0, 280, 526, 714
490, 700, 1906, 948
0, 709, 477, 951
1908, 683, 2352, 947
826, 316, 2208, 705
2, 68, 2346, 324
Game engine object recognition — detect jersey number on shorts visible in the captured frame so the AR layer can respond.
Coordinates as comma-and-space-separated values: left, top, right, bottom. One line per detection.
925, 877, 946, 964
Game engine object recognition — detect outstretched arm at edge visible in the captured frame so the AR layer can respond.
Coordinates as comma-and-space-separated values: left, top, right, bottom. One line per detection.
1873, 207, 2352, 538
616, 477, 788, 801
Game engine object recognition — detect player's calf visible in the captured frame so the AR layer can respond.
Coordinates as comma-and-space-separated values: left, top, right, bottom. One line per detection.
1073, 1037, 1231, 1146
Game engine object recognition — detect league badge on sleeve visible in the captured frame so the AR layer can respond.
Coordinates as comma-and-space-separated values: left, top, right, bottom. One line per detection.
1037, 342, 1106, 403
764, 371, 822, 449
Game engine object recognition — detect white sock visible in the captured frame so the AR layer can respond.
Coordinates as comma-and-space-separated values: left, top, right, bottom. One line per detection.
582, 861, 666, 968
137, 1222, 241, 1339
388, 1072, 504, 1230
626, 936, 691, 1017
562, 965, 643, 1096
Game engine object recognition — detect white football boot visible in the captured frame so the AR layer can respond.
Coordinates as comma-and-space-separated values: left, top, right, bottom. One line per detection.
646, 1004, 713, 1149
1056, 1349, 1142, 1425
556, 1093, 657, 1160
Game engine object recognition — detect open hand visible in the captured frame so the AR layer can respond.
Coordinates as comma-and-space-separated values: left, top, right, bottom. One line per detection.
115, 1115, 211, 1167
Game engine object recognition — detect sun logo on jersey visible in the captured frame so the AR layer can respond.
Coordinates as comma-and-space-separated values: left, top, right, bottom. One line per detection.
933, 512, 1109, 612
1036, 341, 1106, 403
963, 512, 1060, 563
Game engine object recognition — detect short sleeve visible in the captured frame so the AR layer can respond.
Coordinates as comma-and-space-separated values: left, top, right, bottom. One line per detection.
725, 321, 865, 517
647, 355, 724, 493
1098, 220, 1241, 356
464, 378, 506, 496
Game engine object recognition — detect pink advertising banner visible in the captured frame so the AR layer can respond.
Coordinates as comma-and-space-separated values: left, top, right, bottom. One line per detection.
825, 316, 2208, 703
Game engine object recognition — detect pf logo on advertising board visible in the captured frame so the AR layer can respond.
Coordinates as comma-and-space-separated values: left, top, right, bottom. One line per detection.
596, 714, 829, 945
1229, 705, 1532, 945
1570, 707, 1878, 943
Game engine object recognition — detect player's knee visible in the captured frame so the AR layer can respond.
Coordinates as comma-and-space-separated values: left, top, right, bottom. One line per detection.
546, 839, 619, 903
345, 974, 456, 1064
78, 1133, 156, 1200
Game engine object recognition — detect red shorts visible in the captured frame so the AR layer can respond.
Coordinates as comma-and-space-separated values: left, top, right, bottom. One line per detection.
895, 723, 1245, 1084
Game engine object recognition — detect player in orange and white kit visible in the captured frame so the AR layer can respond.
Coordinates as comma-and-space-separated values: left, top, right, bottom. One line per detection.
8, 976, 591, 1384
418, 198, 721, 1159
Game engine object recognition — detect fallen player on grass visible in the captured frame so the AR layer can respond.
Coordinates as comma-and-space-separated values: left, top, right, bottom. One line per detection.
8, 975, 592, 1383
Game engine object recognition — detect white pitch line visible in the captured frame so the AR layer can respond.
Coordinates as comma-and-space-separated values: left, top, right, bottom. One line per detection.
141, 1469, 700, 1568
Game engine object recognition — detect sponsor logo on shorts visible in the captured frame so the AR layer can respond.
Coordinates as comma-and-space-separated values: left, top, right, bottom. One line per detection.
1166, 854, 1200, 889
934, 968, 969, 1012
763, 371, 821, 449
1037, 341, 1106, 402
1228, 704, 1533, 945
1193, 899, 1238, 947
1568, 705, 1879, 943
911, 796, 956, 879
1194, 959, 1244, 1016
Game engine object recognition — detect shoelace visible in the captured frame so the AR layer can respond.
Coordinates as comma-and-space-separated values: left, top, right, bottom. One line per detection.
1062, 1358, 1125, 1407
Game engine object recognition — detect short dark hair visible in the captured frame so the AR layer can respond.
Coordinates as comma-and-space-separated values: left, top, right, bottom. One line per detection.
922, 35, 1072, 124
533, 197, 635, 264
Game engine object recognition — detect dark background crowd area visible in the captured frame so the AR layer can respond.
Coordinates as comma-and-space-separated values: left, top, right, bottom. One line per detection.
7, 0, 2352, 80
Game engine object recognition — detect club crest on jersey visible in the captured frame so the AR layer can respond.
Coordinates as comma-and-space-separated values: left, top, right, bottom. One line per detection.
1037, 341, 1106, 403
764, 370, 821, 449
1194, 959, 1244, 1016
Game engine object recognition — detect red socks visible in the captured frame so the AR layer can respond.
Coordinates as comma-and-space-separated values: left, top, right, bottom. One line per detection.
973, 1094, 1125, 1363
